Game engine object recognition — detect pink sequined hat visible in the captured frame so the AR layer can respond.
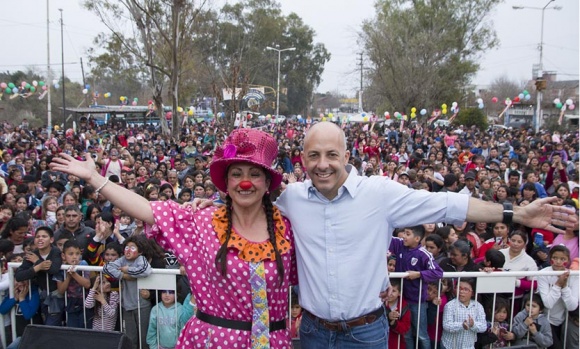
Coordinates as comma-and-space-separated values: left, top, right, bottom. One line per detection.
210, 128, 282, 193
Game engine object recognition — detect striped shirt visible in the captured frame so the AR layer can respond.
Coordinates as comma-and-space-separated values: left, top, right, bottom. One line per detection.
84, 289, 120, 331
441, 298, 487, 349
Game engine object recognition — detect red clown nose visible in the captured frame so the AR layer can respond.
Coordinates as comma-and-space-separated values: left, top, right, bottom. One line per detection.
239, 181, 252, 190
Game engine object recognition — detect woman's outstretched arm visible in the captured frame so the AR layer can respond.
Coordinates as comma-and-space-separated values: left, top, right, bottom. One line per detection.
50, 153, 155, 224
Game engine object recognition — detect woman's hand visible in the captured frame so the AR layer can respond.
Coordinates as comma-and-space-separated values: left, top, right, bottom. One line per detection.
181, 198, 214, 212
49, 152, 97, 182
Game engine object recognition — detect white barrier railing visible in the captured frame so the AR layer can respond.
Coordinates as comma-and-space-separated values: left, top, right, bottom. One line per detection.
2, 264, 578, 349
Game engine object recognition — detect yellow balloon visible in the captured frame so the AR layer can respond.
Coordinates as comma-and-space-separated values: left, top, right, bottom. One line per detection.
322, 117, 327, 121
187, 110, 194, 116
411, 112, 417, 118
328, 113, 333, 118
411, 107, 417, 113
120, 96, 124, 102
363, 116, 369, 122
441, 103, 447, 109
177, 107, 184, 113
403, 115, 408, 121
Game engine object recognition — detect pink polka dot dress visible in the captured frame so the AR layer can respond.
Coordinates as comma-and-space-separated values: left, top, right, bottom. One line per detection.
147, 200, 297, 348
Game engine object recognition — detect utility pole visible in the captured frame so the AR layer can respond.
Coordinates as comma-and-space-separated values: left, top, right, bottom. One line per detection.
46, 0, 52, 134
80, 57, 88, 106
357, 52, 364, 113
59, 8, 66, 130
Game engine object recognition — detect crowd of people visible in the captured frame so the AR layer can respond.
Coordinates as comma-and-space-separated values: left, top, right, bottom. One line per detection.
0, 116, 577, 349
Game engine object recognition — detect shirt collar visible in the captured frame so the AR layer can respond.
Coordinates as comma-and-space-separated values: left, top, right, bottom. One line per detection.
306, 166, 360, 201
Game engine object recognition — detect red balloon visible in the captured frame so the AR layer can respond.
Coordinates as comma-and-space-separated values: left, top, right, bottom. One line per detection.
514, 97, 520, 103
386, 114, 390, 119
491, 97, 498, 103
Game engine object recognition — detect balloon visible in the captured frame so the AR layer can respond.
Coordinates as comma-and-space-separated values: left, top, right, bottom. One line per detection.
328, 113, 333, 118
441, 103, 447, 109
38, 81, 45, 87
319, 113, 324, 118
491, 97, 498, 103
165, 111, 172, 120
362, 116, 368, 122
384, 111, 390, 117
452, 102, 458, 107
322, 117, 327, 122
131, 101, 137, 106
411, 112, 417, 119
30, 86, 36, 93
82, 89, 88, 94
555, 102, 563, 109
0, 83, 5, 89
518, 93, 524, 100
514, 97, 520, 103
85, 84, 90, 90
12, 87, 18, 93
42, 85, 47, 91
478, 103, 484, 109
476, 98, 483, 104
188, 109, 194, 116
411, 107, 416, 113
266, 114, 271, 119
420, 109, 427, 116
104, 92, 110, 98
5, 88, 11, 94
31, 80, 38, 87
403, 114, 408, 121
177, 107, 184, 113
133, 97, 138, 102
297, 115, 302, 120
21, 81, 27, 88
525, 94, 531, 101
8, 82, 15, 89
442, 108, 447, 115
361, 112, 366, 117
554, 98, 561, 104
523, 90, 529, 96
570, 104, 576, 110
566, 98, 573, 106
385, 114, 390, 119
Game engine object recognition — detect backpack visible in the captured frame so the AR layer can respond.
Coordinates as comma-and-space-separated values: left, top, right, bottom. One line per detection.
101, 159, 122, 177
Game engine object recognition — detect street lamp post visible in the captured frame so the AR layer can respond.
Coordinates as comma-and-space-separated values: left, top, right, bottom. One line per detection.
266, 45, 296, 119
513, 1, 562, 132
59, 8, 66, 130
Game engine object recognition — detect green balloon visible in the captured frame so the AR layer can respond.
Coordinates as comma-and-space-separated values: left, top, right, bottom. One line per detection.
30, 86, 36, 92
8, 83, 14, 89
25, 83, 31, 89
38, 81, 45, 86
5, 88, 11, 94
555, 102, 563, 109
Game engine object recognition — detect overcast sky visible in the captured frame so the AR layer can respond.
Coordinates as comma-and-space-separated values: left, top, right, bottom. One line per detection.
1, 0, 577, 96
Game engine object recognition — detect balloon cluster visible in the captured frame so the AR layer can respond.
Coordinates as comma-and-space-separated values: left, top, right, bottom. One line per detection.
517, 90, 531, 102
82, 84, 90, 95
441, 103, 448, 115
0, 80, 46, 95
554, 98, 575, 111
476, 98, 484, 109
450, 102, 458, 114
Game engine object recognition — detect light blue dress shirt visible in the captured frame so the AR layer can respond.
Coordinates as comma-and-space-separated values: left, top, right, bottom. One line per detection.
276, 169, 469, 321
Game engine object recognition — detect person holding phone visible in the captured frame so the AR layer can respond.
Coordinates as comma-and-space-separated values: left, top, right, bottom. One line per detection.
477, 222, 510, 261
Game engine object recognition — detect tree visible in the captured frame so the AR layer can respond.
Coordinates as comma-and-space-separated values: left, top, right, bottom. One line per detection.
85, 0, 209, 138
478, 76, 526, 115
454, 107, 488, 130
361, 0, 501, 115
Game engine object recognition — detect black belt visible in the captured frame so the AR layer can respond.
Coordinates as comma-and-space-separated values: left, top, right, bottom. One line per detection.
304, 307, 385, 332
196, 310, 286, 332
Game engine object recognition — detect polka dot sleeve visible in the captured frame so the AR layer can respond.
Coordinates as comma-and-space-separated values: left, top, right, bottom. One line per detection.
146, 200, 211, 261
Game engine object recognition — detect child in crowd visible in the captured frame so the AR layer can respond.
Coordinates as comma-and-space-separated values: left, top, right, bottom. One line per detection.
506, 293, 553, 348
55, 240, 91, 328
288, 293, 302, 339
387, 255, 397, 273
426, 279, 449, 349
118, 212, 136, 238
424, 234, 446, 265
55, 231, 73, 251
84, 275, 119, 331
435, 226, 458, 252
15, 226, 62, 326
103, 235, 152, 349
537, 245, 579, 348
146, 290, 188, 349
385, 279, 410, 349
177, 188, 192, 203
0, 280, 42, 349
441, 278, 486, 349
478, 297, 511, 348
389, 225, 443, 349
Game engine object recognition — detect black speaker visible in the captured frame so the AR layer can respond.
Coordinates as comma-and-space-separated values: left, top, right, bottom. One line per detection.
19, 325, 132, 349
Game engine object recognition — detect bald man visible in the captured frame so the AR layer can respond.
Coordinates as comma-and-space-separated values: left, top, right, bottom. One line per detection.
275, 121, 576, 348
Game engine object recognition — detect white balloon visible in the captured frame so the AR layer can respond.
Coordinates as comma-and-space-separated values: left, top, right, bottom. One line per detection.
297, 115, 302, 119
566, 98, 573, 106
554, 98, 561, 104
82, 89, 88, 94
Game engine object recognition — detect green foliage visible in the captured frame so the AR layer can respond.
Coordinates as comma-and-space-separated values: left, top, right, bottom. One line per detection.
361, 0, 501, 112
454, 107, 488, 130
